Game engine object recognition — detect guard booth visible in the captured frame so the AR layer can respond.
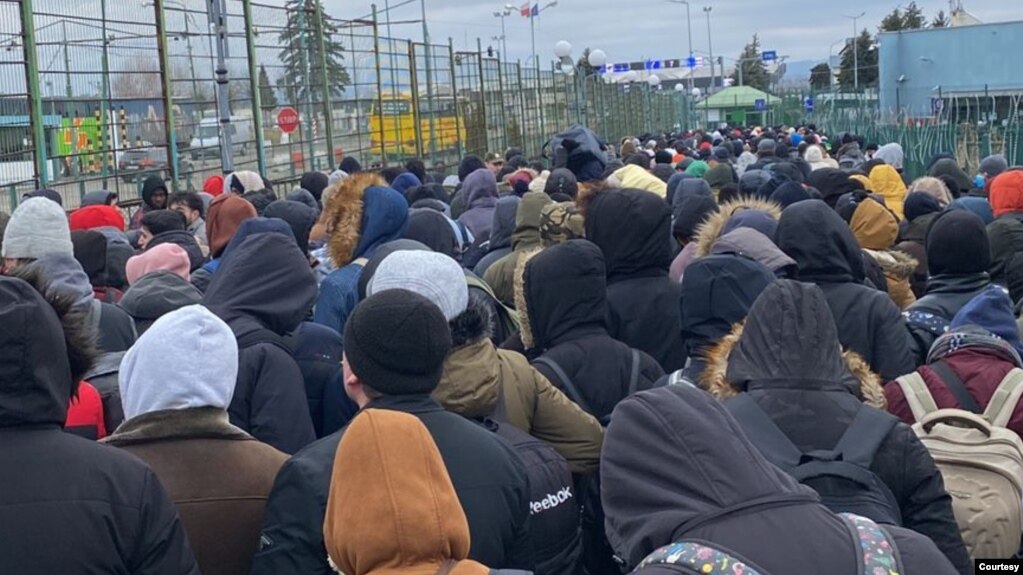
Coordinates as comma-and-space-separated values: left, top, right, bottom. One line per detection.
698, 86, 780, 127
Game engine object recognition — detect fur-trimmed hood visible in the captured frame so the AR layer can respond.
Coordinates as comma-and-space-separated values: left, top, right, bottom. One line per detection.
434, 296, 502, 418
699, 280, 886, 409
321, 172, 408, 266
694, 197, 783, 257
865, 248, 918, 281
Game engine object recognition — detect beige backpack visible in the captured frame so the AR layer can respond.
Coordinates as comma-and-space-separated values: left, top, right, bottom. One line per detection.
895, 369, 1023, 559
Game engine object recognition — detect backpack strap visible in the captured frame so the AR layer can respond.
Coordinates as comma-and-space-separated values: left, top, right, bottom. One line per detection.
983, 368, 1023, 428
894, 372, 940, 421
465, 273, 520, 332
89, 298, 103, 335
830, 407, 899, 469
725, 393, 803, 470
668, 369, 697, 388
635, 540, 770, 575
534, 356, 594, 416
839, 514, 905, 575
627, 349, 641, 397
929, 360, 981, 414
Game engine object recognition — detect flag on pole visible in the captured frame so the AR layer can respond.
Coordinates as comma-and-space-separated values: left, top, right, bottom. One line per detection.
531, 3, 539, 16
520, 3, 530, 16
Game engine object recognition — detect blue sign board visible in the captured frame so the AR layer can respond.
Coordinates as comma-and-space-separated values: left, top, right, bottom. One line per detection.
754, 98, 767, 112
804, 96, 814, 112
762, 50, 777, 62
645, 59, 662, 71
686, 56, 697, 68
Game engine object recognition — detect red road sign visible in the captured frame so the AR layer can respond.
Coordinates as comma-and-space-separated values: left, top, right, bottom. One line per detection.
276, 106, 300, 133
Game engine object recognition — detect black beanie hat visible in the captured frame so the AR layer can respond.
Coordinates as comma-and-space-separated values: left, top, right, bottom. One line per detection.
299, 172, 329, 203
343, 289, 452, 396
926, 210, 991, 276
458, 155, 486, 182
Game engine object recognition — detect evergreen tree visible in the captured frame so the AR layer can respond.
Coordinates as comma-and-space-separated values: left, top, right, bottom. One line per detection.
278, 0, 350, 103
903, 2, 926, 29
880, 8, 905, 32
932, 10, 950, 27
258, 65, 279, 108
729, 34, 769, 91
837, 29, 877, 89
809, 63, 832, 90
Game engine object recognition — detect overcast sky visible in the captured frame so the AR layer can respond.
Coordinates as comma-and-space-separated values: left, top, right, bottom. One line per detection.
320, 0, 1018, 65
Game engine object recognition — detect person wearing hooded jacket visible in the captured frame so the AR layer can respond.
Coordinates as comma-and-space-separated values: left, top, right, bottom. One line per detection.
776, 200, 916, 382
484, 191, 554, 308
905, 209, 994, 366
457, 168, 500, 242
845, 193, 918, 310
252, 289, 532, 575
868, 164, 908, 221
896, 192, 944, 299
324, 409, 524, 575
202, 232, 317, 454
888, 285, 1023, 438
104, 305, 288, 575
581, 187, 686, 372
601, 383, 959, 575
699, 280, 970, 573
191, 194, 258, 292
473, 195, 521, 277
129, 174, 170, 230
674, 255, 775, 387
0, 269, 199, 574
987, 171, 1023, 302
370, 248, 604, 475
314, 173, 409, 336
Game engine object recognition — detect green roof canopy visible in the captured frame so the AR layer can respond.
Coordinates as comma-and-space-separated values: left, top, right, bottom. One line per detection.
701, 86, 780, 109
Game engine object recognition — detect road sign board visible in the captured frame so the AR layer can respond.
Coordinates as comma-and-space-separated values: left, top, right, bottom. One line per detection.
931, 97, 945, 116
762, 50, 777, 62
686, 56, 697, 68
754, 98, 767, 111
804, 96, 814, 112
276, 106, 300, 133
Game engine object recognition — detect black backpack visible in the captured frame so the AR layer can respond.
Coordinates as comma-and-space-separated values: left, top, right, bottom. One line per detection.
492, 387, 581, 575
533, 349, 641, 426
82, 351, 127, 434
543, 125, 608, 176
725, 393, 903, 526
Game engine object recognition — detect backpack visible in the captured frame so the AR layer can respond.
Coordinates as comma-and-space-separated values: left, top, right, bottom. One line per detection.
633, 513, 904, 575
492, 386, 581, 575
894, 366, 1023, 559
726, 393, 903, 526
543, 125, 608, 175
534, 349, 641, 427
82, 351, 127, 433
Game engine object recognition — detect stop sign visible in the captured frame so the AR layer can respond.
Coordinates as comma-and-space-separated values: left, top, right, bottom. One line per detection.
276, 107, 300, 133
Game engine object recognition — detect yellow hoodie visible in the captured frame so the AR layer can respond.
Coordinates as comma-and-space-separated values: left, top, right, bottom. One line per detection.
611, 165, 668, 198
868, 165, 907, 221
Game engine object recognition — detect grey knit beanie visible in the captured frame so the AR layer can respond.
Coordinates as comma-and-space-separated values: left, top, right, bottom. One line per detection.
2, 197, 73, 259
367, 250, 468, 321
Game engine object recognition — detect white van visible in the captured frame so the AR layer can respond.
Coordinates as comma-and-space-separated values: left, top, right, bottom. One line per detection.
189, 116, 253, 160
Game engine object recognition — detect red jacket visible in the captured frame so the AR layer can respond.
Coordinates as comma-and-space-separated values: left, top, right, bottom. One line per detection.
65, 381, 107, 440
885, 348, 1023, 437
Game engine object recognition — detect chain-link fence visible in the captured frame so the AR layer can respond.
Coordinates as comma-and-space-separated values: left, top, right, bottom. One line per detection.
2, 0, 693, 212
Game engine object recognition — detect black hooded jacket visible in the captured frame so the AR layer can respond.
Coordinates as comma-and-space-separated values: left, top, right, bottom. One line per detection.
119, 270, 203, 335
0, 276, 198, 574
601, 384, 959, 575
776, 200, 915, 381
202, 233, 317, 454
808, 168, 863, 208
678, 255, 775, 385
521, 240, 664, 421
723, 281, 969, 573
585, 189, 685, 372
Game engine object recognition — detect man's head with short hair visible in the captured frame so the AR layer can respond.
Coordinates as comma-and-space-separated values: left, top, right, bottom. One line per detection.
167, 192, 204, 225
140, 209, 186, 250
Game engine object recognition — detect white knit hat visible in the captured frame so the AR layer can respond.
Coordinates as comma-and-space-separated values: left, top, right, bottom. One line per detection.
2, 197, 73, 259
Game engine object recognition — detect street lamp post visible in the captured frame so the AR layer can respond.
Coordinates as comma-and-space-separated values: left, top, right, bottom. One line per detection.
507, 1, 557, 69
492, 9, 511, 60
844, 11, 866, 90
703, 6, 714, 93
667, 0, 693, 94
554, 41, 605, 128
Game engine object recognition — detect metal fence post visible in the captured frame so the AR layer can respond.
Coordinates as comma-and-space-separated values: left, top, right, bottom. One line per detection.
315, 0, 336, 169
20, 0, 48, 188
408, 42, 424, 159
297, 5, 315, 170
154, 0, 180, 191
242, 0, 267, 175
448, 38, 463, 160
475, 38, 488, 153
371, 5, 387, 165
496, 55, 508, 152
535, 57, 545, 154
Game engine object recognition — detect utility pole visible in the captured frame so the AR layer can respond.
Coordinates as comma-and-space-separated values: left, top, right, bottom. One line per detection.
703, 6, 713, 93
421, 0, 436, 159
844, 11, 866, 90
668, 1, 693, 94
493, 9, 510, 61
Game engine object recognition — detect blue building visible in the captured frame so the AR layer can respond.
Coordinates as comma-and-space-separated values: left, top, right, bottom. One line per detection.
878, 20, 1023, 119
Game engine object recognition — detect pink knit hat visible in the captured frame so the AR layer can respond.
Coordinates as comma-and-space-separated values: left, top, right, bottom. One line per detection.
126, 243, 192, 285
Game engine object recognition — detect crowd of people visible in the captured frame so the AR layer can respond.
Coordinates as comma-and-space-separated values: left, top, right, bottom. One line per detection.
2, 122, 1023, 575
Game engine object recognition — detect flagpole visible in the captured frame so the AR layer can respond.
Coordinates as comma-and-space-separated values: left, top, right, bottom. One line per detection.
529, 8, 536, 69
